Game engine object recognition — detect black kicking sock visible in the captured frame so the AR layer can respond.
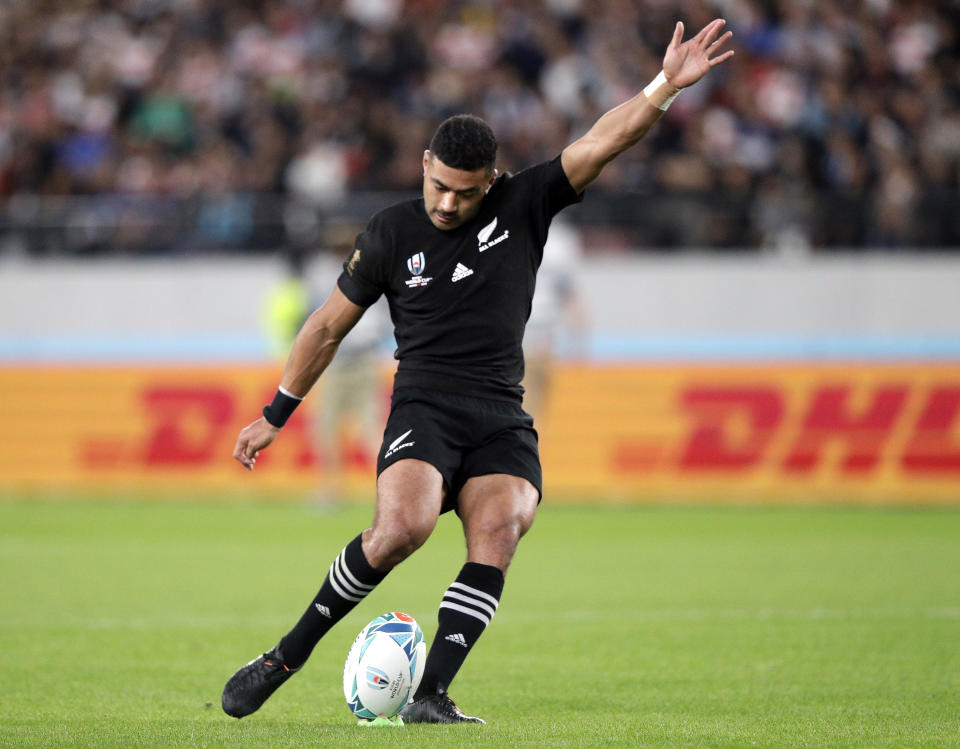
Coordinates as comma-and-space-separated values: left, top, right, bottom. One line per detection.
414, 562, 504, 699
279, 533, 387, 668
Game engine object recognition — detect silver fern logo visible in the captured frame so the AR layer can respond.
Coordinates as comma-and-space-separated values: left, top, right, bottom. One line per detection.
478, 217, 498, 244
478, 216, 509, 252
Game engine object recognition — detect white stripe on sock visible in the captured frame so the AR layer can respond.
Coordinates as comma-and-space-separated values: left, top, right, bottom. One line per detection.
335, 553, 373, 598
439, 600, 491, 626
328, 558, 364, 602
447, 582, 500, 610
442, 589, 497, 620
328, 572, 363, 602
336, 552, 376, 592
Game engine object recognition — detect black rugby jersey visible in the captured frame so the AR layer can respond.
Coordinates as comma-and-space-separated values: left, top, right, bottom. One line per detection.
337, 154, 581, 402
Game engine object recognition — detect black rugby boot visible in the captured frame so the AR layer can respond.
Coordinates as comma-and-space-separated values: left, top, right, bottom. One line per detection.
400, 687, 486, 724
221, 644, 300, 718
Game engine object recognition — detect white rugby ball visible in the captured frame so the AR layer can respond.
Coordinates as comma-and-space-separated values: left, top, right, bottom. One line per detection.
343, 611, 426, 720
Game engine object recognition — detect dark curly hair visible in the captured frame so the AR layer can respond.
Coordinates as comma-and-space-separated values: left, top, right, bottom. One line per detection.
428, 114, 498, 173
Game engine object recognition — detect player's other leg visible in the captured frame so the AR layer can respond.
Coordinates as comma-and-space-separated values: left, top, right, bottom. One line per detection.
401, 474, 538, 725
222, 460, 444, 718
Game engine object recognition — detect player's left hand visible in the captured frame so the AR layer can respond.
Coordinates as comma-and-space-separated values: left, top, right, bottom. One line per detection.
663, 18, 734, 90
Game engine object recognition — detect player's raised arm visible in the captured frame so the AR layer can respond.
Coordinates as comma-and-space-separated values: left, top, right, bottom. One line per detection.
560, 18, 734, 194
232, 284, 366, 471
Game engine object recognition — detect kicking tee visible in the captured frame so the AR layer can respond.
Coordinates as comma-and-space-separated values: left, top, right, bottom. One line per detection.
337, 155, 581, 402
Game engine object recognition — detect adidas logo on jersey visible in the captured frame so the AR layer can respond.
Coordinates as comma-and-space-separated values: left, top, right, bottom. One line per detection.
451, 263, 474, 282
444, 633, 468, 648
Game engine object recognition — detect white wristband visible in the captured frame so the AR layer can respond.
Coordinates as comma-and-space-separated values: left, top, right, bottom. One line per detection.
643, 70, 681, 111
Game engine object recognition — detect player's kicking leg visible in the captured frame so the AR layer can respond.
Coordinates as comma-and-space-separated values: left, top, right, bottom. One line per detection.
222, 460, 443, 718
401, 474, 538, 725
221, 531, 388, 718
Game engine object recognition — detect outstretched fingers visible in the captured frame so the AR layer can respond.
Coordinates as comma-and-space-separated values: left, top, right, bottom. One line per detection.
706, 33, 734, 66
709, 30, 733, 52
707, 30, 734, 65
670, 20, 685, 49
709, 48, 735, 67
695, 18, 727, 48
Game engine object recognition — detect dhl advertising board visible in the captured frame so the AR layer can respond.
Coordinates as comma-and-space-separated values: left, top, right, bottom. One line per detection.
2, 363, 958, 503
542, 363, 960, 503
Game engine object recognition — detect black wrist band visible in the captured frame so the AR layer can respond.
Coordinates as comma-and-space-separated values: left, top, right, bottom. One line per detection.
262, 388, 301, 428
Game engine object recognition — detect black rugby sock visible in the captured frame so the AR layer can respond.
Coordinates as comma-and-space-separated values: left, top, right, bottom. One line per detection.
279, 534, 387, 668
414, 562, 504, 699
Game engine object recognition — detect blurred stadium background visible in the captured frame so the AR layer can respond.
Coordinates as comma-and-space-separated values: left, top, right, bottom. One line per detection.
2, 0, 960, 504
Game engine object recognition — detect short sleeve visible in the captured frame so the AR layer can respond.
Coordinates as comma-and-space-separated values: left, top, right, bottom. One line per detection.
336, 220, 390, 308
540, 153, 583, 218
502, 155, 583, 253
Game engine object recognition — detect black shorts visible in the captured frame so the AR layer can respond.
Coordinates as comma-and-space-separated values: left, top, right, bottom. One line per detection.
376, 387, 542, 512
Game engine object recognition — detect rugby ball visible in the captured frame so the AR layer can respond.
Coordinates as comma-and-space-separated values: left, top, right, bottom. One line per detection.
343, 612, 426, 720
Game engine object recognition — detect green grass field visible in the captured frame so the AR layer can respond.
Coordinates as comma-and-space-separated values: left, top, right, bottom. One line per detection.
1, 498, 958, 748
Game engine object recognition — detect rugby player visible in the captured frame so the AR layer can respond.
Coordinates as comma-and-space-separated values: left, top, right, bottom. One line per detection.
223, 18, 733, 724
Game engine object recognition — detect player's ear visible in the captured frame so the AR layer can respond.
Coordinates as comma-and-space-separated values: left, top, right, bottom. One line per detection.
422, 150, 431, 175
486, 168, 498, 191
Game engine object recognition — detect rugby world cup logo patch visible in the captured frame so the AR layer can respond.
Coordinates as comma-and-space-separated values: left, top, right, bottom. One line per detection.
366, 665, 390, 690
407, 252, 425, 275
405, 252, 432, 287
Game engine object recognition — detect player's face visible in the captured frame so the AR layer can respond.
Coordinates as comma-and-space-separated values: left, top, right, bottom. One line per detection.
422, 151, 497, 231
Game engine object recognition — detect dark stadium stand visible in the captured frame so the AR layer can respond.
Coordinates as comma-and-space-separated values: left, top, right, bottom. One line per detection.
1, 0, 958, 252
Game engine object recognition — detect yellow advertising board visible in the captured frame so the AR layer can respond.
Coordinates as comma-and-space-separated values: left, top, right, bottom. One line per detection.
0, 365, 377, 494
540, 363, 960, 503
2, 363, 959, 502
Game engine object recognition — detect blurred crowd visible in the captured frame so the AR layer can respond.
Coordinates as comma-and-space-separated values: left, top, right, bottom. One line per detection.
1, 0, 959, 252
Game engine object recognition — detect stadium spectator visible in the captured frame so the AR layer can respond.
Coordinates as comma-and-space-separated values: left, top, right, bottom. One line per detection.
1, 0, 958, 251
